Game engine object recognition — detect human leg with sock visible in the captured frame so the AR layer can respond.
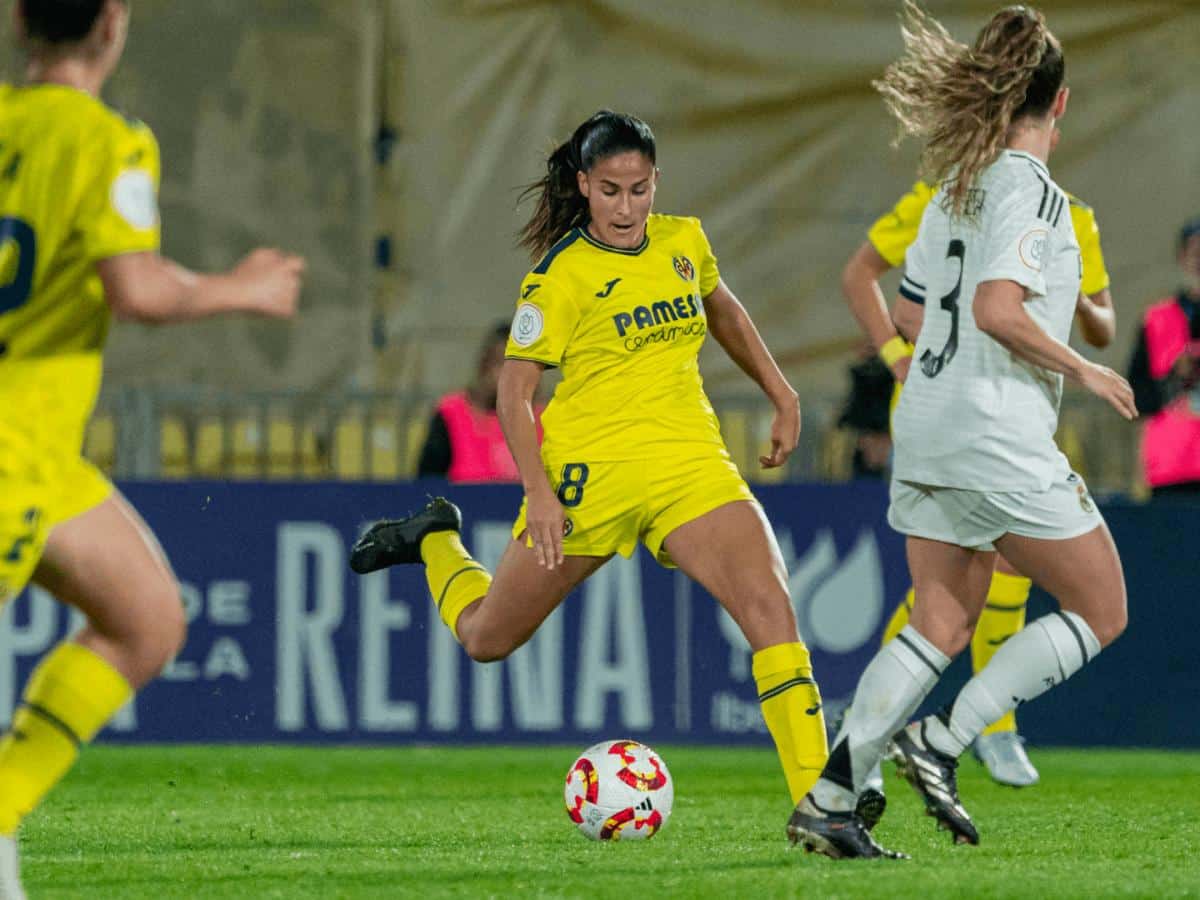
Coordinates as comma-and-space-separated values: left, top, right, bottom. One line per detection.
790, 515, 1126, 858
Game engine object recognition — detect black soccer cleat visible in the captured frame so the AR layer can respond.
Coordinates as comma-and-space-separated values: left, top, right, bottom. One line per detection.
855, 787, 887, 832
787, 795, 908, 860
348, 497, 462, 574
892, 719, 980, 846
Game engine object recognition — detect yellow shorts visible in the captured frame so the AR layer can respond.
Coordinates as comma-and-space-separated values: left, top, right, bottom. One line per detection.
512, 451, 756, 566
0, 455, 112, 605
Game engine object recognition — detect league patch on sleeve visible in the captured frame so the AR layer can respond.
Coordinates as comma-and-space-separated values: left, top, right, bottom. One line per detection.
511, 302, 545, 347
1018, 228, 1048, 271
111, 169, 159, 230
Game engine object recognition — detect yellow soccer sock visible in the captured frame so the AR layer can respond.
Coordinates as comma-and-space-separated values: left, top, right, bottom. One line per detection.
753, 642, 828, 805
0, 642, 131, 835
880, 589, 915, 647
972, 570, 1032, 736
420, 531, 492, 641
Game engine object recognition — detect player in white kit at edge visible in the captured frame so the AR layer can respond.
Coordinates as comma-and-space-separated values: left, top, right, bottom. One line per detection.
787, 3, 1136, 859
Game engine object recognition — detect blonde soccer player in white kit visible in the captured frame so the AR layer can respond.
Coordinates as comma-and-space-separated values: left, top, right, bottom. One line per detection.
788, 3, 1134, 859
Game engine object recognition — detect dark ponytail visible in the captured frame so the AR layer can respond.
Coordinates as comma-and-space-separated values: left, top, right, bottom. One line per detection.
518, 110, 656, 261
19, 0, 109, 45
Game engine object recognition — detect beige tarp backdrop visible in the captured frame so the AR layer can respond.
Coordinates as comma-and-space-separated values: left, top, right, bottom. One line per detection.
3, 1, 1198, 398
384, 0, 1199, 398
3, 0, 378, 392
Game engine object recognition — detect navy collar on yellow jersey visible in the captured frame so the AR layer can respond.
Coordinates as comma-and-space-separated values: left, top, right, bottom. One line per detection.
532, 223, 651, 274
576, 225, 650, 256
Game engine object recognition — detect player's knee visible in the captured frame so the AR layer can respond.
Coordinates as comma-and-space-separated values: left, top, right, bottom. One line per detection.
1092, 604, 1127, 649
163, 585, 189, 657
131, 578, 187, 680
737, 585, 797, 641
461, 630, 517, 664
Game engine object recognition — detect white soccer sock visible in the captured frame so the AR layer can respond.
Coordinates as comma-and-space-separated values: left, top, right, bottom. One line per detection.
927, 610, 1102, 757
810, 625, 949, 811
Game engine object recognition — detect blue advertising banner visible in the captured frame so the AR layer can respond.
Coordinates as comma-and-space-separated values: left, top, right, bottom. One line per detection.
0, 482, 1194, 747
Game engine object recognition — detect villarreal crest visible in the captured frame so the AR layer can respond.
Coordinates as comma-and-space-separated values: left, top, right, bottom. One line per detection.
672, 255, 694, 282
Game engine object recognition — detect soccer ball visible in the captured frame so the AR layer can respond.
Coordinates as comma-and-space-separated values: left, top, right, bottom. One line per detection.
563, 739, 673, 841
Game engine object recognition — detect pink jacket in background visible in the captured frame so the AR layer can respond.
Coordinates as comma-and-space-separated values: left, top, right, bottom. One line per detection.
1140, 299, 1200, 487
437, 392, 543, 484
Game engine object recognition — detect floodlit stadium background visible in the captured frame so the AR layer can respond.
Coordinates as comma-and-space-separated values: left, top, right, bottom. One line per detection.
3, 0, 1195, 490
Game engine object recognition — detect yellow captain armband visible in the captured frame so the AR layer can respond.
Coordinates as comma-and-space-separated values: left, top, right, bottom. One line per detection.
879, 335, 914, 368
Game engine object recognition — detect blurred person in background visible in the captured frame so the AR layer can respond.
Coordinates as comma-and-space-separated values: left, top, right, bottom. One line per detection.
840, 125, 1115, 789
0, 1, 303, 893
1127, 217, 1200, 500
353, 110, 830, 828
791, 3, 1132, 858
836, 344, 895, 480
416, 321, 543, 483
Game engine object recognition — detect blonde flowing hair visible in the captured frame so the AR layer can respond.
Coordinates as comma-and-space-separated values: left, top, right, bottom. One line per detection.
874, 2, 1064, 218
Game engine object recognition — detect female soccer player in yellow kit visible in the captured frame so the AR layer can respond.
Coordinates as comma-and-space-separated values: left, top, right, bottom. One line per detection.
0, 2, 303, 893
352, 111, 828, 828
841, 135, 1115, 787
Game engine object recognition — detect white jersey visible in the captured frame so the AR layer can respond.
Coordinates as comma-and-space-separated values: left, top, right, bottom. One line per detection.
892, 150, 1082, 491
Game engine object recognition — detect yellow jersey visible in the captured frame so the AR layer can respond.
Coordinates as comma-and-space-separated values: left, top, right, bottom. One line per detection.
0, 84, 160, 462
867, 179, 1110, 296
506, 214, 724, 462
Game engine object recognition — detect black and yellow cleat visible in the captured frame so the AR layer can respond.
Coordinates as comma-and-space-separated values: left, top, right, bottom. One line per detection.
892, 718, 980, 846
349, 497, 462, 573
787, 795, 908, 860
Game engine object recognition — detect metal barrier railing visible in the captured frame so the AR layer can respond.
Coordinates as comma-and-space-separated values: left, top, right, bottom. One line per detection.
85, 386, 1142, 496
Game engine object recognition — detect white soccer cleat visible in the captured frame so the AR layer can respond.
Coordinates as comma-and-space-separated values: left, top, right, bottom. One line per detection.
0, 835, 25, 900
974, 731, 1040, 787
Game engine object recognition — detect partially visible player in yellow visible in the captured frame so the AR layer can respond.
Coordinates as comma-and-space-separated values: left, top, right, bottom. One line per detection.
0, 2, 304, 894
352, 110, 829, 821
841, 131, 1114, 789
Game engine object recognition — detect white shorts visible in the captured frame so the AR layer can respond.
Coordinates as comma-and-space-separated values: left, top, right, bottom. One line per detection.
888, 471, 1104, 551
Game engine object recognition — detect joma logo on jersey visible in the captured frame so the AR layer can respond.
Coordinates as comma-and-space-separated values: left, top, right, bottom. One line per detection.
596, 278, 621, 298
612, 294, 701, 337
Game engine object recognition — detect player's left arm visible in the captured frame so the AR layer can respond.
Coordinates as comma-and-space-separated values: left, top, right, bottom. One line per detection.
702, 279, 800, 468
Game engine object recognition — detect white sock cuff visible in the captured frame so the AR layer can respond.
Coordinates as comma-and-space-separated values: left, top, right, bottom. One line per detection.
890, 625, 951, 686
1034, 611, 1101, 680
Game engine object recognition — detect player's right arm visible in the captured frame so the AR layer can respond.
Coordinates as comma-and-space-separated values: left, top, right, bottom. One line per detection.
892, 295, 924, 345
1070, 200, 1115, 348
976, 279, 1134, 419
497, 358, 563, 569
500, 272, 581, 570
841, 242, 906, 359
843, 182, 933, 383
973, 184, 1135, 420
1074, 288, 1114, 349
81, 120, 303, 323
98, 249, 303, 324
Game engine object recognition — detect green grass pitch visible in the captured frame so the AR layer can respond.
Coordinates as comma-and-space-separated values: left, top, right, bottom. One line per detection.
21, 745, 1200, 898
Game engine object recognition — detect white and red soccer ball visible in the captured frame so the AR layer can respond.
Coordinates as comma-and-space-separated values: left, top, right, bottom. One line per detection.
564, 739, 674, 841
